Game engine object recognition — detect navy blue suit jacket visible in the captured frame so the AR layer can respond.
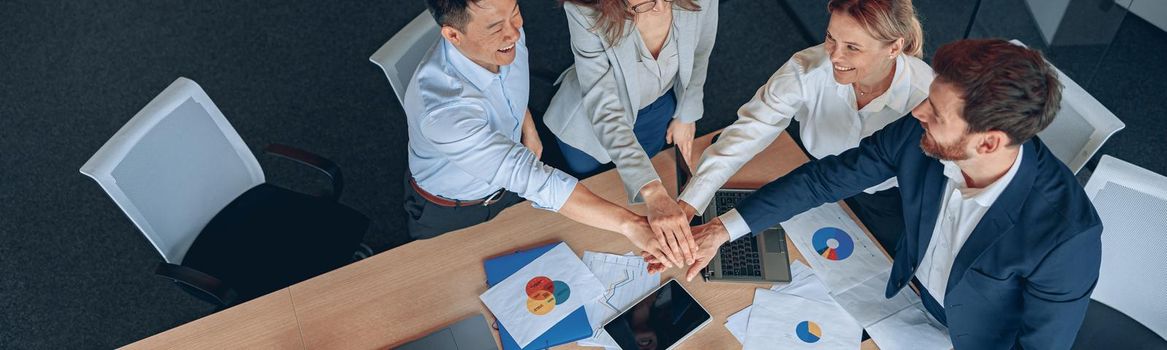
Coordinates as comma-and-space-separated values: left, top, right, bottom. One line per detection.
735, 117, 1102, 349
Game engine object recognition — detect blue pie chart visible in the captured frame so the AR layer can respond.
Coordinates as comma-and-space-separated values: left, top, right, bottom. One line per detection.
812, 227, 854, 261
796, 320, 822, 343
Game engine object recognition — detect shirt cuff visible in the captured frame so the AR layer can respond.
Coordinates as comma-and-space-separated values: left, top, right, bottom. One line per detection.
630, 177, 663, 204
677, 176, 718, 214
719, 209, 753, 242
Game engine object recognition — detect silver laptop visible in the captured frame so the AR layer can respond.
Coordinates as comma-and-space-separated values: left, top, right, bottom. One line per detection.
396, 314, 498, 350
674, 148, 791, 284
698, 189, 791, 283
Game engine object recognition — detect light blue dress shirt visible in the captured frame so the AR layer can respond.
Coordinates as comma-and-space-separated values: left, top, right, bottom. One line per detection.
403, 31, 578, 211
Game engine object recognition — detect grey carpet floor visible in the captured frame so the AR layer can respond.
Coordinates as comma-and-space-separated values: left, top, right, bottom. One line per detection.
0, 0, 1163, 348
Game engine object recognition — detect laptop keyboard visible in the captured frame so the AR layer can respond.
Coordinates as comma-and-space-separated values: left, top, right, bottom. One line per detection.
713, 191, 763, 278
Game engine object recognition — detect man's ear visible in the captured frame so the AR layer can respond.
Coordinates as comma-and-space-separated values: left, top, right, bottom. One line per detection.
976, 130, 1011, 155
440, 26, 463, 45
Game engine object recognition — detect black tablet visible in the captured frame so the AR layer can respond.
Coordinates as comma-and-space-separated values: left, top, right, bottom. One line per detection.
602, 279, 712, 350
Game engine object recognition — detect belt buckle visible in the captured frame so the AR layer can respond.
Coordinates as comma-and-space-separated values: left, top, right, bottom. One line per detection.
482, 190, 504, 206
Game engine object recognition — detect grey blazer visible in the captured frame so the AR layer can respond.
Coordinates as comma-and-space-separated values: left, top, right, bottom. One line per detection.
544, 0, 718, 203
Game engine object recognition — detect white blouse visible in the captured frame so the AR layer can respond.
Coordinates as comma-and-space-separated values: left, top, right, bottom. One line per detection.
631, 25, 680, 106
680, 44, 934, 213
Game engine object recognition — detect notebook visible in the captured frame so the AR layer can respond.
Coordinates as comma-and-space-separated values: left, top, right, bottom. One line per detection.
484, 242, 593, 349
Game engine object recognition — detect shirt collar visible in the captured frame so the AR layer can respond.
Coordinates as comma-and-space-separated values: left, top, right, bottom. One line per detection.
884, 54, 912, 113
833, 54, 911, 114
442, 39, 506, 91
939, 144, 1025, 207
862, 54, 911, 113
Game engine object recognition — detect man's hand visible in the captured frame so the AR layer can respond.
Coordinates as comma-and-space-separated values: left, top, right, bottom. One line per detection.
522, 109, 543, 159
666, 119, 696, 167
643, 218, 730, 281
678, 199, 698, 220
620, 215, 677, 269
642, 182, 697, 266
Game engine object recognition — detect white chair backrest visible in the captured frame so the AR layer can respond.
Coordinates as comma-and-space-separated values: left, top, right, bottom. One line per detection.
370, 10, 441, 106
80, 78, 265, 264
1083, 155, 1167, 340
1009, 40, 1127, 174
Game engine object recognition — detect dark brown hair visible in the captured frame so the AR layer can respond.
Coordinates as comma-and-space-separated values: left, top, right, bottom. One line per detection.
425, 0, 484, 31
827, 0, 924, 58
560, 0, 702, 46
932, 39, 1062, 145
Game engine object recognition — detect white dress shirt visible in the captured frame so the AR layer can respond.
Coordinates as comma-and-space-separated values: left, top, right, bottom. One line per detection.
404, 31, 578, 211
915, 145, 1024, 305
632, 26, 679, 105
679, 44, 933, 214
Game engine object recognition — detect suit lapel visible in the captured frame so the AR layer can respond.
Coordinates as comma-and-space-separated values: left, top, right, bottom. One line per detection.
944, 143, 1037, 295
611, 24, 641, 111
675, 9, 696, 88
915, 159, 947, 267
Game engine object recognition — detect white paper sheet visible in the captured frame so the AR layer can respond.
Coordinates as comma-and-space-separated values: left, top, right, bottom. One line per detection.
576, 251, 661, 349
744, 288, 863, 350
726, 262, 814, 343
781, 203, 889, 292
779, 203, 952, 348
829, 271, 916, 327
480, 243, 605, 348
865, 303, 951, 350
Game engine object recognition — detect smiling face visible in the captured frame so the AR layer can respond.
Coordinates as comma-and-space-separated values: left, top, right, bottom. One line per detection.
441, 0, 523, 73
913, 80, 973, 161
824, 12, 900, 86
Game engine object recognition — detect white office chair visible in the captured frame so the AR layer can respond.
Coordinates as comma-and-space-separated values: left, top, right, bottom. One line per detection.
81, 77, 368, 306
81, 77, 265, 265
370, 10, 441, 106
1073, 155, 1167, 347
1009, 40, 1126, 174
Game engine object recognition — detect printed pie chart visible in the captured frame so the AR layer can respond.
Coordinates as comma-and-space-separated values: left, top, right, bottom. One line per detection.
796, 320, 822, 343
812, 227, 854, 261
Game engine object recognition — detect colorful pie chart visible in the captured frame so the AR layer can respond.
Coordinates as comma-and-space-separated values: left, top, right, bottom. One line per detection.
812, 227, 854, 261
796, 320, 822, 343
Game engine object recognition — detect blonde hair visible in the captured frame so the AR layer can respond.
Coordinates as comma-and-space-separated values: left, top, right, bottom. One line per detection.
827, 0, 924, 58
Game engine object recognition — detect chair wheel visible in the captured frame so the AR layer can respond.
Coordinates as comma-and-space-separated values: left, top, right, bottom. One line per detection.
352, 243, 374, 261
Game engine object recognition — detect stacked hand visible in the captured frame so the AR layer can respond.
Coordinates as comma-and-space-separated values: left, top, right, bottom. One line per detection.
621, 215, 679, 269
641, 182, 697, 267
643, 218, 730, 282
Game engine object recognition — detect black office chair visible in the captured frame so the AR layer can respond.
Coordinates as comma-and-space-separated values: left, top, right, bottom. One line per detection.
80, 77, 369, 307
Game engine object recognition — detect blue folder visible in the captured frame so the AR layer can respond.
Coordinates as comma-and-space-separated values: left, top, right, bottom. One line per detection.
484, 241, 593, 350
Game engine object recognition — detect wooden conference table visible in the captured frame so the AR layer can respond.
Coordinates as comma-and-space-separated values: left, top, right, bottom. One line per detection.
125, 131, 887, 349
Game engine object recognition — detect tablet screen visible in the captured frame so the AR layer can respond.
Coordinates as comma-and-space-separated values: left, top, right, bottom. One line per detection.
603, 280, 711, 350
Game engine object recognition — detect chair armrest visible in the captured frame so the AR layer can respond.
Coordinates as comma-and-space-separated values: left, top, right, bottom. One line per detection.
263, 143, 344, 201
154, 262, 238, 306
